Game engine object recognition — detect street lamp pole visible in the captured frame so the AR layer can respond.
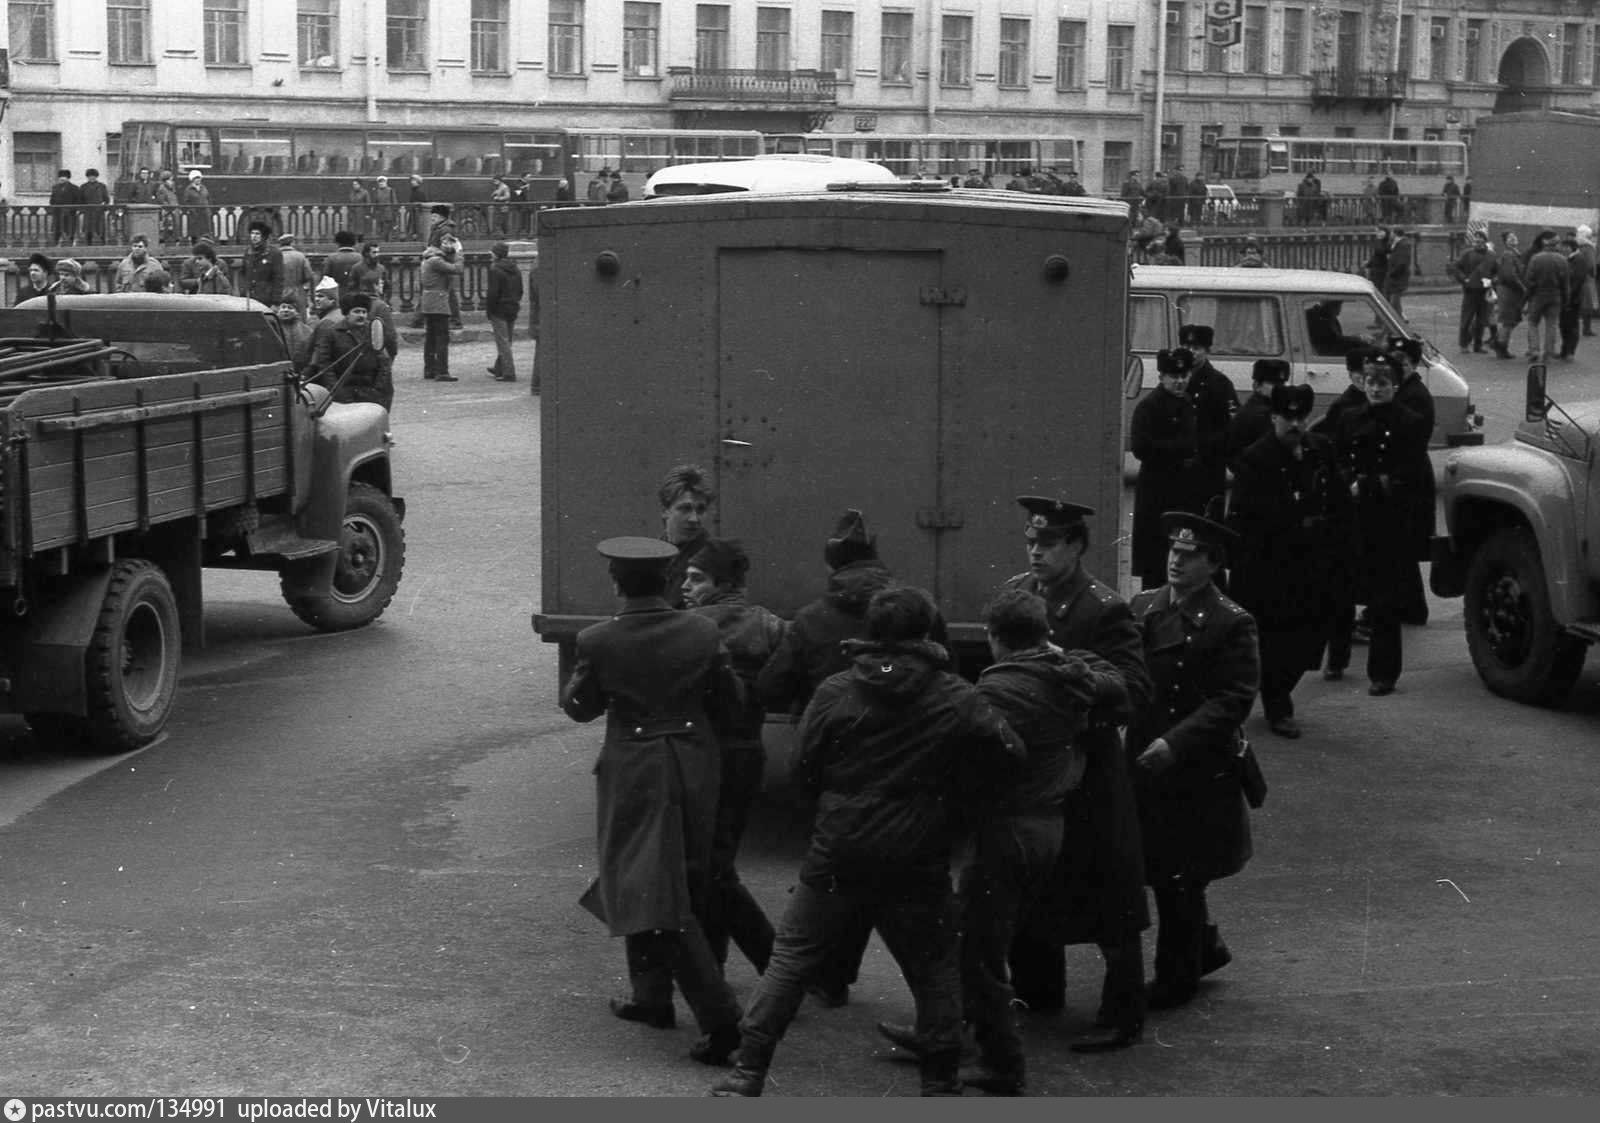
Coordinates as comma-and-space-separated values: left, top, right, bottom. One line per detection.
1389, 0, 1404, 140
1154, 1, 1169, 174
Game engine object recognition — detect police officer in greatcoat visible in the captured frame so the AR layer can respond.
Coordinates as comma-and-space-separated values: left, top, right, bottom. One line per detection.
1225, 358, 1290, 471
1310, 346, 1379, 679
559, 537, 745, 1066
1388, 336, 1436, 627
1129, 513, 1260, 1011
1227, 384, 1351, 738
1178, 323, 1242, 514
1001, 497, 1154, 1052
1132, 348, 1200, 588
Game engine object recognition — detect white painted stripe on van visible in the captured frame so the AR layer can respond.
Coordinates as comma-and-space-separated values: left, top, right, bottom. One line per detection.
1471, 201, 1600, 230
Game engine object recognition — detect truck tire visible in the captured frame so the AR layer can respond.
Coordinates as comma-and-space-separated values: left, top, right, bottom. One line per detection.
281, 482, 405, 632
80, 560, 182, 753
1463, 527, 1588, 706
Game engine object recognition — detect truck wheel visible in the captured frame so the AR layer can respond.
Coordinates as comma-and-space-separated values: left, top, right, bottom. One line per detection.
81, 560, 182, 753
1463, 527, 1588, 705
281, 482, 406, 632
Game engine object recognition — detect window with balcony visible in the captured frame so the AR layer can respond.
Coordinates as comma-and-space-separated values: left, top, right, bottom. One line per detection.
1106, 24, 1133, 91
388, 0, 427, 71
1164, 2, 1185, 72
1428, 17, 1449, 81
998, 18, 1029, 89
13, 132, 61, 193
882, 10, 913, 85
471, 0, 508, 73
696, 4, 729, 70
297, 0, 337, 68
1563, 23, 1581, 85
1243, 5, 1266, 74
8, 0, 54, 61
549, 0, 583, 76
204, 0, 248, 66
1282, 7, 1304, 75
1463, 19, 1485, 83
757, 7, 791, 71
820, 10, 852, 80
940, 14, 971, 87
1056, 19, 1085, 89
624, 2, 660, 77
108, 0, 151, 65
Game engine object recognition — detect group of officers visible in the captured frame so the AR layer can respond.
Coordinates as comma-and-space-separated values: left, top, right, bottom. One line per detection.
1131, 322, 1436, 720
557, 458, 1278, 1096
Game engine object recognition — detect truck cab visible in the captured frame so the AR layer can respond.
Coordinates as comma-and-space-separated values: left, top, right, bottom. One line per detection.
1431, 364, 1600, 704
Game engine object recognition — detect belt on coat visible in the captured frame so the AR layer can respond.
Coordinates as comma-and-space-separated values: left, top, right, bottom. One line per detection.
613, 714, 704, 738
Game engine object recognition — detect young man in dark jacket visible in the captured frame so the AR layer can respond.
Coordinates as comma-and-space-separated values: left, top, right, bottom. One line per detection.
485, 241, 524, 381
241, 220, 284, 308
712, 586, 1024, 1097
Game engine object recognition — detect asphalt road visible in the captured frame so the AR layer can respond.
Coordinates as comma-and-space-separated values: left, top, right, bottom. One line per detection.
2, 326, 1598, 1096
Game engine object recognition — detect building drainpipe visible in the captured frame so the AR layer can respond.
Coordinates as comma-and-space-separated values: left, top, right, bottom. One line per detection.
926, 0, 937, 132
367, 0, 381, 122
1154, 1, 1169, 174
1388, 0, 1404, 140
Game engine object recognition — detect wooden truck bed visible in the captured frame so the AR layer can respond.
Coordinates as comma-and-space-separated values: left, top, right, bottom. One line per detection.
0, 363, 297, 584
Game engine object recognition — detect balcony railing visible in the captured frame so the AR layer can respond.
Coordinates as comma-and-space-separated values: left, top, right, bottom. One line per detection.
668, 67, 838, 105
1311, 69, 1406, 104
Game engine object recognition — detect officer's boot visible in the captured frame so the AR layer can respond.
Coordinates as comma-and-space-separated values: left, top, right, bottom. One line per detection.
709, 1036, 774, 1097
919, 1049, 965, 1097
1200, 922, 1233, 976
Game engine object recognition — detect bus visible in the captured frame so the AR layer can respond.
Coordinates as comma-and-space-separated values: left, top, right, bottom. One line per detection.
766, 132, 1081, 183
1467, 110, 1600, 244
1206, 134, 1468, 201
116, 119, 764, 218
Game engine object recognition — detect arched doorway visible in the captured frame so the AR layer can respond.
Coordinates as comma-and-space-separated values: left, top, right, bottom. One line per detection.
1495, 37, 1552, 113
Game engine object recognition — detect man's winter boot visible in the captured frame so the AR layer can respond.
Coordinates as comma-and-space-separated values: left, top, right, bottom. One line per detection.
920, 1049, 966, 1097
709, 1036, 773, 1097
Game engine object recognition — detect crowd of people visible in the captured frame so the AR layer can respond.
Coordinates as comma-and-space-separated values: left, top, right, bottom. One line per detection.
1434, 223, 1600, 362
557, 460, 1273, 1097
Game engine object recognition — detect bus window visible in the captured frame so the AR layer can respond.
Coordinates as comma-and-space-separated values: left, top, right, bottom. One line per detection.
506, 132, 564, 176
176, 127, 217, 173
295, 129, 364, 175
623, 134, 673, 174
1128, 295, 1169, 353
121, 123, 169, 180
436, 130, 500, 176
995, 140, 1036, 174
1042, 140, 1077, 175
1178, 295, 1285, 358
369, 131, 432, 175
724, 135, 761, 158
216, 128, 292, 175
579, 134, 621, 173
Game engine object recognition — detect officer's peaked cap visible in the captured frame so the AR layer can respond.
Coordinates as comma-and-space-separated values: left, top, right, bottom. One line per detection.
1017, 496, 1093, 538
597, 536, 678, 573
1162, 511, 1237, 553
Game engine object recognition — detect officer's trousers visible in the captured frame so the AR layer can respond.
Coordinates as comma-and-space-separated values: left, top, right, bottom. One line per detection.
1151, 880, 1211, 999
624, 921, 742, 1034
704, 743, 774, 974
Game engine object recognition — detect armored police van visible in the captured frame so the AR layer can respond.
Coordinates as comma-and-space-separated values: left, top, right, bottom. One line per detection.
533, 184, 1131, 679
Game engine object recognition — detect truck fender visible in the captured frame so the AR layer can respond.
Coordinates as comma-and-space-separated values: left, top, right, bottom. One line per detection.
298, 402, 394, 543
1446, 462, 1595, 625
8, 568, 117, 715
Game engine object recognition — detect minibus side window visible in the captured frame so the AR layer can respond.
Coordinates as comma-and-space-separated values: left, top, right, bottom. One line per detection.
1176, 295, 1284, 357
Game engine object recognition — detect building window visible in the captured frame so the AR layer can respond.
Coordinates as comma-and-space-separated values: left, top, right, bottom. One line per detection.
623, 2, 660, 77
1106, 24, 1133, 91
1205, 27, 1227, 74
999, 18, 1029, 88
1563, 23, 1581, 85
297, 0, 337, 68
469, 0, 507, 72
1398, 14, 1414, 78
549, 0, 583, 76
1428, 17, 1449, 81
8, 0, 54, 61
105, 132, 123, 181
820, 10, 853, 80
204, 0, 248, 66
388, 0, 427, 70
757, 7, 791, 71
13, 132, 61, 194
1103, 140, 1132, 195
940, 14, 971, 87
696, 4, 728, 70
108, 0, 151, 65
882, 10, 913, 85
1164, 2, 1184, 72
1243, 5, 1266, 74
1282, 7, 1304, 75
1463, 19, 1485, 83
1056, 19, 1085, 89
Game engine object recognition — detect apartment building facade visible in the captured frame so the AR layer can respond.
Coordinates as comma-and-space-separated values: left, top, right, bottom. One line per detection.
2, 1, 1598, 201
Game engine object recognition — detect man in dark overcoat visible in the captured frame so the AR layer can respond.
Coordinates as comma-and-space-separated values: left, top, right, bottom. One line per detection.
1178, 324, 1240, 515
241, 220, 285, 308
999, 497, 1153, 1053
1227, 384, 1350, 738
711, 587, 1024, 1097
1129, 513, 1260, 1011
49, 169, 81, 247
1225, 358, 1290, 472
1131, 348, 1199, 588
560, 536, 745, 1066
308, 294, 393, 410
1310, 347, 1378, 679
1388, 337, 1436, 627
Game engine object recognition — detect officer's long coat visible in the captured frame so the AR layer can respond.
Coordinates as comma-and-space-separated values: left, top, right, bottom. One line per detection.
1332, 399, 1430, 606
561, 598, 742, 936
1005, 567, 1152, 944
1131, 387, 1199, 586
1128, 582, 1258, 884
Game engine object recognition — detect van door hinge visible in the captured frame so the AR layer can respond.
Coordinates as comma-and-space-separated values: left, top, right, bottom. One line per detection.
916, 507, 964, 529
919, 286, 967, 306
